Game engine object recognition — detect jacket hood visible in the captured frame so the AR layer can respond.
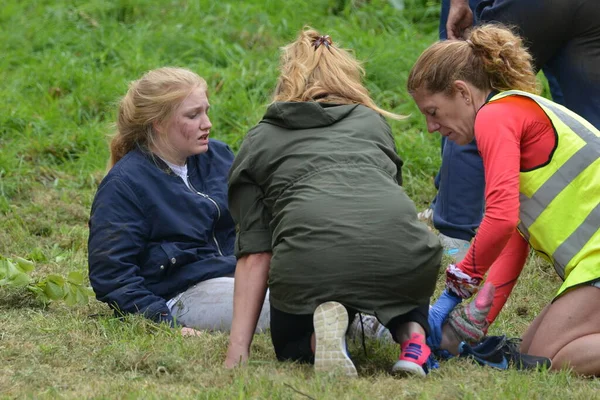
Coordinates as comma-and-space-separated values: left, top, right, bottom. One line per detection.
261, 101, 359, 129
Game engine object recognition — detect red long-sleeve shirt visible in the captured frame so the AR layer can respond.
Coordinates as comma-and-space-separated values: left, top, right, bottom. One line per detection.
457, 95, 557, 323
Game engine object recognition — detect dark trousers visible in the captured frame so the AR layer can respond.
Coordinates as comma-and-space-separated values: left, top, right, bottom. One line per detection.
270, 303, 430, 363
477, 0, 600, 129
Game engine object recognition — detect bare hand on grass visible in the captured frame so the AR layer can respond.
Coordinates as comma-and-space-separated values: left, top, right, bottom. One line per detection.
181, 327, 204, 337
224, 342, 249, 368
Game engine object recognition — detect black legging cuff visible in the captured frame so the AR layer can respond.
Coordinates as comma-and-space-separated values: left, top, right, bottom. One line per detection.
385, 303, 430, 343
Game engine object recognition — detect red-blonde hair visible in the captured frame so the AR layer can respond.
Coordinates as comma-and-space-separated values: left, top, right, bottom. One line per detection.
407, 24, 539, 96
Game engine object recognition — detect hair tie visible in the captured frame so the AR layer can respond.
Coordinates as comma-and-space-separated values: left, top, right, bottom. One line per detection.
313, 35, 333, 50
466, 39, 474, 48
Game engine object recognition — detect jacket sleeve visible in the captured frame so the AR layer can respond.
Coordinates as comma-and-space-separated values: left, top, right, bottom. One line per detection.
88, 177, 174, 325
379, 117, 404, 186
228, 133, 273, 258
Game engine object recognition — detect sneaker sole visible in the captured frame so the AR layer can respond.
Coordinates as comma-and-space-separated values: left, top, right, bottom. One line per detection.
313, 302, 358, 377
391, 360, 427, 378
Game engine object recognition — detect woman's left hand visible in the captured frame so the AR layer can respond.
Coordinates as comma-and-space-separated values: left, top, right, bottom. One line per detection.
448, 282, 495, 342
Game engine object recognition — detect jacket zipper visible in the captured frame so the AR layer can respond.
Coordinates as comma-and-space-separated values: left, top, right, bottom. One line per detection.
188, 180, 224, 256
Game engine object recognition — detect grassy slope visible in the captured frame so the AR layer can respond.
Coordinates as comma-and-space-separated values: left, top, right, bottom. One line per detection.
0, 0, 597, 398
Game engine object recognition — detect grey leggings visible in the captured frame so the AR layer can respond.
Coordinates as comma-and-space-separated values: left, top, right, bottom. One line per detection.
169, 277, 270, 332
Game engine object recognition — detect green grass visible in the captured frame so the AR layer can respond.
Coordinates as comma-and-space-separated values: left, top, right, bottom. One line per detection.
0, 0, 597, 398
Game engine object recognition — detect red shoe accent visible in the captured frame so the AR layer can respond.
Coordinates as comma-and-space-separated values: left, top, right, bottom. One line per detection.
399, 333, 431, 366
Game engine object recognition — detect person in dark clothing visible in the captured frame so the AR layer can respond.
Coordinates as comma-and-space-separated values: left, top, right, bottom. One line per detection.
224, 28, 443, 377
88, 67, 269, 336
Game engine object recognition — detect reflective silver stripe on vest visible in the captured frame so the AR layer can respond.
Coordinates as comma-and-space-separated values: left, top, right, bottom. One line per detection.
502, 91, 600, 278
553, 202, 600, 269
519, 145, 600, 227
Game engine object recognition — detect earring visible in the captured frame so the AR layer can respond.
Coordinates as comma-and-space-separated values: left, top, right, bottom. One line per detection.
466, 98, 471, 104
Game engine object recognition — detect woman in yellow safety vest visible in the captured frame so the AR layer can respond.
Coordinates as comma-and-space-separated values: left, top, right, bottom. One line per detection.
408, 24, 600, 376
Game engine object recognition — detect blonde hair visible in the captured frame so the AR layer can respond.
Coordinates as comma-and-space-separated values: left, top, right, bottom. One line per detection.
407, 24, 539, 96
274, 27, 406, 120
109, 67, 207, 168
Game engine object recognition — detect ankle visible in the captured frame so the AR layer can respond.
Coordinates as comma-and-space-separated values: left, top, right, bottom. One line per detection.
394, 322, 426, 344
440, 324, 461, 356
401, 332, 426, 347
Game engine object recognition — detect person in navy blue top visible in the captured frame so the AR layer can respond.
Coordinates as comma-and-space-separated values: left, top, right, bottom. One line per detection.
88, 67, 269, 335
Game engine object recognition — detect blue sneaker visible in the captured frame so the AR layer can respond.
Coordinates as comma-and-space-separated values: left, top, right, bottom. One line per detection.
459, 335, 552, 370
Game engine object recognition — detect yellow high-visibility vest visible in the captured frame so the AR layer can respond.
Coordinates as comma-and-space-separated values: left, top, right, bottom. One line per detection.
489, 90, 600, 297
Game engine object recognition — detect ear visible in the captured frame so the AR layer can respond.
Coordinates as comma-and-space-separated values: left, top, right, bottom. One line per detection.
452, 80, 472, 105
152, 120, 165, 136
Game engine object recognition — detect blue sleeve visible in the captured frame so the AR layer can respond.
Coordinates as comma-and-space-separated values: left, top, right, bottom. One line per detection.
88, 177, 173, 325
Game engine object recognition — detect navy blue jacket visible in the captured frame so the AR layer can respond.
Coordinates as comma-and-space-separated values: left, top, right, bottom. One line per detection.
88, 140, 236, 324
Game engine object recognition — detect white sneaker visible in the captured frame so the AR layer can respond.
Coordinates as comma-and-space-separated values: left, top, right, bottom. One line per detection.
438, 233, 471, 263
313, 302, 358, 377
347, 314, 393, 343
417, 207, 434, 223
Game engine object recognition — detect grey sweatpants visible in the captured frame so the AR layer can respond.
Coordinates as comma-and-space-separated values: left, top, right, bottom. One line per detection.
168, 277, 270, 332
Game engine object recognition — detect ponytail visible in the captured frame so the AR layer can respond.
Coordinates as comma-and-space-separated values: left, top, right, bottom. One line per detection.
468, 24, 538, 93
274, 26, 406, 121
407, 24, 539, 95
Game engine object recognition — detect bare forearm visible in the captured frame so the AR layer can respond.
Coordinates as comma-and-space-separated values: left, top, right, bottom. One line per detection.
229, 252, 271, 348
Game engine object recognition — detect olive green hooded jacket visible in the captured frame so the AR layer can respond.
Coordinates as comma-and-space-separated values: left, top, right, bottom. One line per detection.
229, 101, 442, 324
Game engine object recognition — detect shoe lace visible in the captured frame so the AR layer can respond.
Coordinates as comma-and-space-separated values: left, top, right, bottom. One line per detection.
505, 337, 522, 349
358, 313, 368, 357
503, 337, 523, 360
